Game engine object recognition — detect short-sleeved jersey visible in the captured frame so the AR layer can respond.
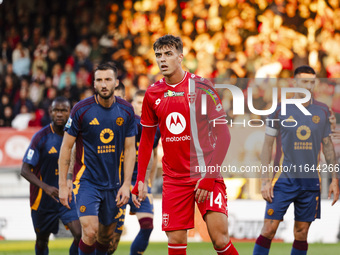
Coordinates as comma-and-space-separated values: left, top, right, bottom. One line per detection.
141, 72, 227, 182
65, 95, 137, 190
266, 100, 331, 191
23, 124, 62, 210
119, 115, 161, 184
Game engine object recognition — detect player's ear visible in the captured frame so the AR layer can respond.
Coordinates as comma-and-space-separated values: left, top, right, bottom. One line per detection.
115, 79, 119, 88
178, 53, 184, 63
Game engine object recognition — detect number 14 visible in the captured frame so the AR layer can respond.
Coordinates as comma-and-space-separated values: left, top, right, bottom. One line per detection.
210, 192, 222, 208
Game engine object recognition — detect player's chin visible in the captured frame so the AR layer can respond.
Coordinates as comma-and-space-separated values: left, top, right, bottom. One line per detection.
54, 122, 66, 128
160, 69, 171, 76
98, 92, 113, 100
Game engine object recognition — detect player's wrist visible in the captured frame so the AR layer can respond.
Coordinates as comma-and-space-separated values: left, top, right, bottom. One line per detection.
122, 180, 131, 187
198, 177, 215, 192
331, 178, 339, 183
67, 173, 73, 180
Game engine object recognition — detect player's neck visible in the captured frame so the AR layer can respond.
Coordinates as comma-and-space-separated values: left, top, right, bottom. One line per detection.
164, 69, 185, 85
52, 124, 64, 136
302, 100, 311, 107
97, 94, 115, 108
294, 94, 312, 107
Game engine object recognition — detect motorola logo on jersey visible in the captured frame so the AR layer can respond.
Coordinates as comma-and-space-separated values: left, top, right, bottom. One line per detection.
166, 112, 186, 135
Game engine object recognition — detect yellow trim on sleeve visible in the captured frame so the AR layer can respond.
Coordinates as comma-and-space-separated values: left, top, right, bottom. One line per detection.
31, 175, 43, 210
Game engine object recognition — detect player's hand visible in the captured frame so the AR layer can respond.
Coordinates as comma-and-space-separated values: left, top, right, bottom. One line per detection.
329, 108, 336, 131
330, 129, 340, 142
261, 179, 274, 203
43, 184, 59, 203
194, 178, 215, 203
66, 179, 73, 203
59, 185, 71, 209
132, 193, 140, 208
116, 183, 130, 208
328, 178, 339, 206
132, 181, 146, 208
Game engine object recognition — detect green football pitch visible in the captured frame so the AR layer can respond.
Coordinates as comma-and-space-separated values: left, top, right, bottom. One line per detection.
0, 239, 339, 254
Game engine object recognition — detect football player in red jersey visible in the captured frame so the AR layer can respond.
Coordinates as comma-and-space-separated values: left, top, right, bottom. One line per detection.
132, 35, 238, 255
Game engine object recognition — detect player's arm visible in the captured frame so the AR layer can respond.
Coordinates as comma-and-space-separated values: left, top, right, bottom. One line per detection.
116, 136, 136, 207
322, 136, 339, 206
148, 147, 158, 187
58, 132, 76, 209
260, 134, 276, 203
195, 121, 230, 203
21, 162, 59, 202
66, 143, 76, 203
132, 126, 157, 205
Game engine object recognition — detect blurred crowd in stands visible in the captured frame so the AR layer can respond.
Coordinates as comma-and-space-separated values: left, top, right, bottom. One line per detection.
1, 0, 340, 129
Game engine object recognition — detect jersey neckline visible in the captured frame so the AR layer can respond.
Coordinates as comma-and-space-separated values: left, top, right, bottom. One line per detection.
164, 72, 188, 88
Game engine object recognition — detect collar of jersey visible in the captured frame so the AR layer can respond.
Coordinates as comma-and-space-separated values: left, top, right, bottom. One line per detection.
165, 72, 187, 88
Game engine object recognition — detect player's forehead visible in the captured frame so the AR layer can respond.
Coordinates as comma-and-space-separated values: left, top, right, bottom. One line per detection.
295, 73, 316, 79
154, 45, 177, 54
132, 95, 144, 103
51, 101, 70, 110
94, 69, 115, 79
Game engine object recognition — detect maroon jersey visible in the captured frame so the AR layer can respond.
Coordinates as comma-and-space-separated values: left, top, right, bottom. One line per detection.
141, 72, 227, 182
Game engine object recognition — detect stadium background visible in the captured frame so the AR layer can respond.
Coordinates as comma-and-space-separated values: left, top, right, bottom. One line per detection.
0, 0, 340, 253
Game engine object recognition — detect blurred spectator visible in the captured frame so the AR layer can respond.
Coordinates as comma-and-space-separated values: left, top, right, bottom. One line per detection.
12, 42, 31, 76
11, 104, 34, 130
29, 80, 44, 107
59, 63, 76, 90
76, 65, 91, 87
0, 94, 13, 127
0, 41, 12, 75
13, 86, 34, 116
89, 35, 103, 65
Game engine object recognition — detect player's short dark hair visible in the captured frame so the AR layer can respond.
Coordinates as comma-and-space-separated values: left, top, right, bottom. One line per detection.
153, 35, 183, 53
94, 62, 118, 78
294, 65, 316, 77
50, 96, 71, 109
133, 90, 146, 99
52, 96, 71, 108
115, 81, 125, 94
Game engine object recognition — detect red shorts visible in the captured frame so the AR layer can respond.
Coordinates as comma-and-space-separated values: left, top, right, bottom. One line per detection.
162, 179, 228, 231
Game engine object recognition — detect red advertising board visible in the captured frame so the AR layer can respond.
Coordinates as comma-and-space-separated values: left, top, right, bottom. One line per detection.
0, 128, 40, 168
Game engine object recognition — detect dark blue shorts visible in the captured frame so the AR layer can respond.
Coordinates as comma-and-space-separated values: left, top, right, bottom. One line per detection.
31, 194, 78, 235
75, 182, 119, 226
115, 185, 154, 234
265, 189, 320, 222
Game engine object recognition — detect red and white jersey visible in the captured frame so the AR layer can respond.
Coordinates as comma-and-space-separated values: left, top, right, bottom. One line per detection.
141, 72, 228, 182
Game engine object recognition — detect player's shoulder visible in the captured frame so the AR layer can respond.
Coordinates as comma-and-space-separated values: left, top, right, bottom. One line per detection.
116, 97, 133, 111
147, 78, 166, 92
189, 73, 209, 83
34, 124, 53, 138
312, 100, 329, 112
135, 114, 142, 127
190, 73, 217, 94
31, 124, 52, 148
267, 103, 282, 118
134, 114, 141, 122
71, 96, 96, 115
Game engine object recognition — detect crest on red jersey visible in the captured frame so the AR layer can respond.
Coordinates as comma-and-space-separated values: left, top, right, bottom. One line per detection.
187, 92, 196, 104
162, 213, 169, 226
